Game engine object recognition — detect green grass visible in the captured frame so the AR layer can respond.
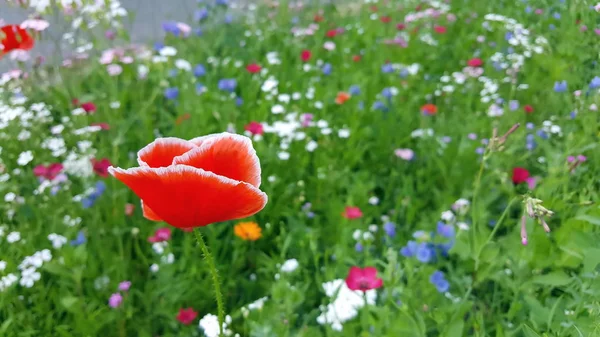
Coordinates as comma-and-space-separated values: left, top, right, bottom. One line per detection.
0, 0, 600, 336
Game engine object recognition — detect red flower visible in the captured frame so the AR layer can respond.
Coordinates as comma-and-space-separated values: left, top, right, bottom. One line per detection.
370, 5, 378, 12
301, 50, 312, 62
71, 98, 80, 106
81, 102, 97, 113
326, 29, 338, 38
109, 133, 268, 229
176, 308, 198, 325
148, 227, 172, 243
352, 55, 361, 62
92, 158, 112, 178
433, 25, 447, 34
246, 63, 261, 73
380, 16, 391, 23
421, 103, 438, 115
345, 266, 383, 291
33, 163, 63, 180
524, 105, 534, 113
512, 167, 530, 184
396, 23, 406, 30
91, 122, 110, 130
342, 206, 363, 219
0, 25, 34, 58
313, 14, 324, 22
244, 121, 264, 136
467, 58, 483, 67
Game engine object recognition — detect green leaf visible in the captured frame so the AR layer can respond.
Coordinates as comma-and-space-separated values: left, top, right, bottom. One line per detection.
574, 214, 600, 226
60, 296, 79, 312
444, 319, 464, 337
523, 325, 542, 337
582, 248, 600, 273
530, 271, 572, 287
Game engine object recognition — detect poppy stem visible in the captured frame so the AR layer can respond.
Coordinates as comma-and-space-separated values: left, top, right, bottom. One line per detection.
193, 228, 225, 336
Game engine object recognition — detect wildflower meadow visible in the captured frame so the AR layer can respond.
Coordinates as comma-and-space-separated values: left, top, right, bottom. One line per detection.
1, 0, 600, 336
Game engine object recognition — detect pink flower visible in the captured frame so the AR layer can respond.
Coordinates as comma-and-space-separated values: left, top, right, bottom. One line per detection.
107, 64, 123, 76
118, 281, 131, 291
148, 227, 172, 243
342, 206, 363, 219
394, 148, 414, 161
33, 163, 64, 180
81, 102, 97, 113
525, 177, 537, 190
345, 266, 383, 291
92, 158, 112, 178
20, 19, 50, 31
125, 203, 135, 216
176, 307, 198, 325
108, 293, 123, 308
244, 121, 264, 135
176, 22, 192, 36
300, 113, 313, 127
467, 58, 483, 67
433, 25, 447, 34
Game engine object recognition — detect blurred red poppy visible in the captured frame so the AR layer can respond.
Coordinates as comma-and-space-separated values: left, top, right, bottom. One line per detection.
0, 25, 34, 58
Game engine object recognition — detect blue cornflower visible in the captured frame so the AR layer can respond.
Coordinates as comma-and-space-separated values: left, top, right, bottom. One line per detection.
162, 21, 180, 36
509, 100, 519, 111
526, 122, 535, 130
355, 242, 364, 252
164, 87, 179, 100
195, 28, 203, 36
349, 85, 361, 95
430, 271, 450, 293
224, 14, 233, 24
218, 78, 237, 92
194, 8, 208, 21
505, 31, 513, 41
216, 0, 228, 5
415, 243, 433, 263
549, 24, 556, 30
436, 222, 455, 238
399, 68, 409, 78
589, 76, 600, 89
438, 241, 454, 256
525, 6, 532, 13
537, 129, 548, 139
153, 42, 164, 52
475, 147, 485, 155
570, 111, 577, 119
553, 12, 561, 20
554, 80, 567, 92
168, 69, 178, 77
372, 101, 388, 112
381, 63, 394, 73
383, 222, 396, 237
235, 97, 244, 107
193, 64, 206, 77
400, 241, 418, 257
381, 87, 393, 99
81, 181, 106, 209
70, 231, 86, 246
322, 63, 332, 75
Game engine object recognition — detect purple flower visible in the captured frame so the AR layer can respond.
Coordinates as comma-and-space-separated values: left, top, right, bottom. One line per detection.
162, 21, 180, 36
153, 42, 164, 51
194, 8, 208, 21
218, 79, 237, 92
554, 80, 567, 93
589, 76, 600, 89
235, 97, 244, 107
429, 270, 449, 293
509, 100, 519, 111
381, 63, 394, 73
383, 222, 396, 237
196, 83, 206, 95
436, 222, 455, 238
381, 87, 392, 99
70, 231, 86, 246
372, 101, 388, 112
108, 293, 123, 308
118, 281, 131, 292
81, 181, 106, 209
164, 87, 179, 100
415, 243, 433, 263
400, 240, 418, 257
193, 64, 206, 77
349, 85, 361, 95
322, 63, 332, 76
355, 242, 364, 252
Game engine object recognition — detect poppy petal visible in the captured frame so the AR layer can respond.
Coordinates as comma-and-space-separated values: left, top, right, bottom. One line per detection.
174, 133, 261, 187
137, 137, 196, 168
141, 200, 163, 221
108, 165, 267, 228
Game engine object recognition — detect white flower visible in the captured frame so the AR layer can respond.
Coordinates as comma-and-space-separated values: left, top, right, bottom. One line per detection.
161, 253, 175, 264
247, 296, 268, 311
278, 94, 290, 103
159, 46, 177, 57
368, 224, 378, 233
20, 267, 41, 288
271, 104, 285, 114
441, 210, 455, 223
261, 77, 279, 92
316, 279, 377, 331
306, 140, 318, 152
6, 232, 20, 243
280, 259, 299, 273
4, 192, 16, 202
0, 273, 18, 292
457, 222, 470, 231
368, 196, 379, 205
0, 261, 6, 271
94, 275, 110, 290
175, 59, 191, 71
277, 152, 290, 160
338, 128, 350, 138
199, 314, 233, 337
267, 175, 276, 183
152, 242, 167, 255
323, 41, 336, 51
17, 151, 33, 166
150, 264, 160, 273
48, 234, 67, 249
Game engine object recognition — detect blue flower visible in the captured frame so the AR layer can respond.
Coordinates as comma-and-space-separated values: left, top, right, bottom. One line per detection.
436, 222, 455, 238
218, 79, 237, 92
508, 100, 519, 111
372, 101, 388, 112
415, 243, 433, 263
162, 21, 180, 36
153, 42, 164, 52
504, 31, 513, 41
383, 222, 396, 237
168, 69, 178, 77
549, 24, 556, 30
322, 63, 332, 76
349, 85, 361, 96
400, 240, 418, 257
224, 14, 233, 24
196, 83, 206, 95
194, 8, 208, 21
81, 181, 106, 209
195, 28, 203, 36
553, 12, 561, 19
216, 0, 228, 5
430, 270, 450, 293
70, 231, 86, 246
381, 63, 394, 73
235, 97, 244, 107
381, 88, 393, 99
399, 68, 409, 78
355, 242, 364, 252
536, 129, 548, 139
164, 87, 179, 100
589, 76, 600, 89
193, 64, 206, 77
554, 80, 567, 93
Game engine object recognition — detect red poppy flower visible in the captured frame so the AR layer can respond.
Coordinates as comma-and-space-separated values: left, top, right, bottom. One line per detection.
352, 55, 361, 62
345, 266, 383, 291
176, 307, 198, 325
524, 105, 534, 113
342, 206, 363, 219
246, 63, 261, 73
109, 133, 268, 229
301, 50, 312, 62
433, 25, 447, 34
0, 25, 34, 58
380, 16, 391, 23
421, 103, 438, 115
512, 167, 530, 184
244, 121, 264, 136
33, 163, 63, 180
326, 29, 337, 38
335, 92, 351, 105
148, 227, 172, 243
92, 158, 112, 178
467, 58, 483, 67
81, 102, 97, 113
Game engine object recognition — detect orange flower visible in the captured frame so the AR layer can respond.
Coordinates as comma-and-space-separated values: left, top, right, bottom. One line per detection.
233, 221, 262, 241
0, 25, 34, 58
109, 133, 268, 229
175, 113, 191, 125
335, 92, 351, 105
421, 103, 438, 115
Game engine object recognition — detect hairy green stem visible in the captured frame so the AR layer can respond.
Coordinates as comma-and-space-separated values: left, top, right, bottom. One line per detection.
194, 228, 225, 336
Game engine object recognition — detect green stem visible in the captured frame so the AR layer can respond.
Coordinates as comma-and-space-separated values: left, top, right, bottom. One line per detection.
474, 197, 518, 271
193, 228, 225, 337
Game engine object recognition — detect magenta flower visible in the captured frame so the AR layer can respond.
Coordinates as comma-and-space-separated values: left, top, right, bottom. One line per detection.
148, 227, 172, 243
108, 293, 123, 308
342, 206, 363, 220
345, 266, 383, 291
118, 281, 131, 292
